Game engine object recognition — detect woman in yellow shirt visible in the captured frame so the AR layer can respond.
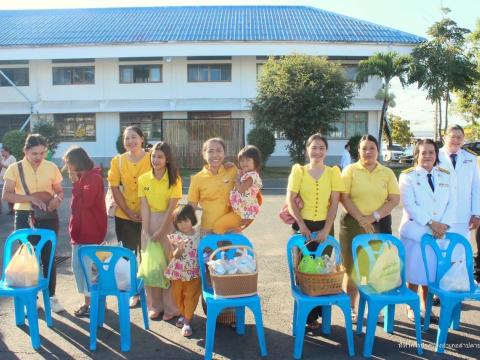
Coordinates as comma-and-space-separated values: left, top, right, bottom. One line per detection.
340, 134, 400, 321
287, 133, 345, 329
138, 141, 182, 320
2, 134, 65, 313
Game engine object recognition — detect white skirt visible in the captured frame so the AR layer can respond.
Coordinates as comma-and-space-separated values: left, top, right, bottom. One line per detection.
401, 236, 437, 286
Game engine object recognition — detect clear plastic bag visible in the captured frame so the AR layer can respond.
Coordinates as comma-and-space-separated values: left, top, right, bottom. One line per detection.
439, 261, 470, 292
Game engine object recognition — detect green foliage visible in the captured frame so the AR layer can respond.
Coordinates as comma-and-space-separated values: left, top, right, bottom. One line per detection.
347, 134, 362, 161
252, 55, 354, 164
116, 133, 126, 154
389, 114, 414, 147
356, 51, 410, 146
2, 130, 27, 160
246, 127, 276, 165
32, 120, 60, 156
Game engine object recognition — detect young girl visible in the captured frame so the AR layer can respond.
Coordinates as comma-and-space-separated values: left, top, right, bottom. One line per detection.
138, 141, 181, 320
230, 145, 263, 224
164, 205, 201, 337
63, 146, 107, 317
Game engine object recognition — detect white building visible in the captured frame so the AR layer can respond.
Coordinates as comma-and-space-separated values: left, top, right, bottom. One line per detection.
0, 6, 423, 167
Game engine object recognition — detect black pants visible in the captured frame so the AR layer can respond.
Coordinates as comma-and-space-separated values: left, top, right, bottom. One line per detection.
114, 216, 142, 255
14, 210, 59, 297
292, 219, 334, 325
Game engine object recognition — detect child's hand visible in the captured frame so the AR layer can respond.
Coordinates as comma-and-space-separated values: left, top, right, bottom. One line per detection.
174, 240, 185, 258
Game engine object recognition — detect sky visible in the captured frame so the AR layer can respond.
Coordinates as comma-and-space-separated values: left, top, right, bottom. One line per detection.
2, 0, 480, 136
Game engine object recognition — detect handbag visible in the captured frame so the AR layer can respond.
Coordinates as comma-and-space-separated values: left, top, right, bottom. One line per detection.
105, 155, 122, 217
5, 242, 40, 287
279, 165, 305, 224
17, 162, 58, 221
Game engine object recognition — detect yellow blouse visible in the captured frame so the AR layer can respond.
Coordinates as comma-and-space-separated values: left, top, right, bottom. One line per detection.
138, 171, 182, 212
287, 164, 345, 221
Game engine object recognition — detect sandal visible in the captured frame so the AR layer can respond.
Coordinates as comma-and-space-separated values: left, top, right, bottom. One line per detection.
129, 296, 139, 308
176, 316, 185, 328
306, 320, 321, 330
181, 324, 192, 337
73, 304, 90, 318
148, 311, 161, 320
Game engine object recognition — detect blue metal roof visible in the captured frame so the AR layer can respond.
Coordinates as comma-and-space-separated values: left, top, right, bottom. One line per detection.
0, 6, 425, 47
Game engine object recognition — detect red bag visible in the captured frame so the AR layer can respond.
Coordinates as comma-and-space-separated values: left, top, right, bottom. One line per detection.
279, 196, 304, 224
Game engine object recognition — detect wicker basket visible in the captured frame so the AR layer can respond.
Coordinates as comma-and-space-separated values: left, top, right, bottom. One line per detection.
208, 245, 258, 298
294, 243, 345, 296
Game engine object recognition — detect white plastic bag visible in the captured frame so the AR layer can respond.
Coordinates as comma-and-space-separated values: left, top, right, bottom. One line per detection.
114, 257, 131, 291
439, 261, 470, 292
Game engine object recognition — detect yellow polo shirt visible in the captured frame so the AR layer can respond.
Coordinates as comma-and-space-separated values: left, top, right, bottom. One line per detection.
138, 171, 182, 212
107, 152, 151, 220
4, 159, 63, 211
341, 161, 400, 215
287, 164, 345, 221
187, 165, 237, 230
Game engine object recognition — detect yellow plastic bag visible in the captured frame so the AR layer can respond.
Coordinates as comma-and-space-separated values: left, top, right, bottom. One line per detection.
368, 243, 401, 293
5, 243, 40, 287
137, 241, 170, 289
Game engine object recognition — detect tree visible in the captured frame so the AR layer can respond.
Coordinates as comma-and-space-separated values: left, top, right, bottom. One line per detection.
2, 130, 27, 160
389, 114, 414, 147
356, 51, 410, 147
409, 17, 477, 141
32, 119, 61, 157
251, 55, 354, 163
246, 127, 275, 166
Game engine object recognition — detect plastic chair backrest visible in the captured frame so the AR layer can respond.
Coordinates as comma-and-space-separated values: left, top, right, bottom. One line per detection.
286, 233, 342, 289
1, 228, 57, 283
78, 245, 138, 295
351, 233, 406, 285
197, 233, 253, 292
421, 232, 475, 291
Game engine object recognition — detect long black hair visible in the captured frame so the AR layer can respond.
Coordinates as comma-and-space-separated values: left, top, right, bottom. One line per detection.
150, 141, 179, 188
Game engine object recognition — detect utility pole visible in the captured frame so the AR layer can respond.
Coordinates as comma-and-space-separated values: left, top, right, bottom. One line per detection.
434, 100, 438, 141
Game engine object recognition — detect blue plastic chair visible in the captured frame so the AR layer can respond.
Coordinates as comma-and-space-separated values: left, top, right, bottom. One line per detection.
421, 232, 480, 353
0, 228, 57, 349
197, 234, 267, 360
352, 233, 423, 357
78, 245, 149, 352
287, 234, 355, 359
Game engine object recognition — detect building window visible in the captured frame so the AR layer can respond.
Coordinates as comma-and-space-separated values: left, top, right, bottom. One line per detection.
187, 111, 232, 119
329, 111, 368, 139
0, 114, 28, 140
120, 112, 163, 140
0, 68, 29, 86
341, 65, 359, 81
256, 63, 265, 79
119, 65, 162, 83
52, 67, 95, 85
187, 64, 231, 82
54, 113, 96, 141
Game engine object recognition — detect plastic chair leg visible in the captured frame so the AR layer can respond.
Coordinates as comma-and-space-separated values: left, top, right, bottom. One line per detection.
97, 295, 106, 328
356, 295, 366, 335
204, 305, 220, 360
25, 295, 40, 350
89, 292, 99, 351
423, 292, 434, 331
409, 300, 423, 355
384, 304, 395, 333
118, 294, 131, 352
250, 300, 267, 357
293, 306, 309, 360
450, 302, 461, 330
139, 289, 149, 330
339, 301, 355, 356
436, 303, 455, 353
321, 305, 331, 335
363, 302, 381, 357
236, 307, 246, 335
42, 288, 53, 328
14, 296, 25, 326
292, 301, 298, 336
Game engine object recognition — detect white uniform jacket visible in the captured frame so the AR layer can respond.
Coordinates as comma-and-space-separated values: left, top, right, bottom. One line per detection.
438, 147, 480, 224
399, 165, 456, 242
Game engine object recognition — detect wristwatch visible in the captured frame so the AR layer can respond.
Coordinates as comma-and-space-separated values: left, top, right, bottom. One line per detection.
373, 211, 381, 222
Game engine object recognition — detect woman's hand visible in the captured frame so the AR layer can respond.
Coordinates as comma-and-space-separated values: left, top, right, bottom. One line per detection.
430, 221, 448, 238
361, 223, 375, 234
47, 196, 62, 211
299, 223, 312, 241
30, 196, 47, 211
126, 209, 142, 222
357, 215, 374, 227
315, 228, 329, 243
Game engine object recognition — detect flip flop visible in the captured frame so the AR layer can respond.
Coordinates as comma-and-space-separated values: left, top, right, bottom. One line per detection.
181, 324, 192, 337
176, 316, 185, 328
73, 304, 90, 318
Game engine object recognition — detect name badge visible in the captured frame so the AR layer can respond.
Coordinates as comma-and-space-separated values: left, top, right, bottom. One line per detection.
464, 159, 472, 163
438, 183, 449, 188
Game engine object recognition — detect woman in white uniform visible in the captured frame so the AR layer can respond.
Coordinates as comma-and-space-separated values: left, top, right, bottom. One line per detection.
399, 139, 456, 321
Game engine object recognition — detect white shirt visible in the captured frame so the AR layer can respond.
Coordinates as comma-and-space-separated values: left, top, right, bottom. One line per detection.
0, 154, 16, 184
340, 149, 351, 169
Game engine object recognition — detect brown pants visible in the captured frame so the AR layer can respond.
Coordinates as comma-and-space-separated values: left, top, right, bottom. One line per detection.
171, 278, 202, 322
142, 211, 179, 317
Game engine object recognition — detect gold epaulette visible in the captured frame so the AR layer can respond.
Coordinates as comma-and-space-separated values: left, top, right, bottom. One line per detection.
437, 167, 450, 174
402, 167, 414, 174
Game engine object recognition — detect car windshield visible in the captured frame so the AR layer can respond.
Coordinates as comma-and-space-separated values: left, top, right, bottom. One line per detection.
388, 145, 404, 151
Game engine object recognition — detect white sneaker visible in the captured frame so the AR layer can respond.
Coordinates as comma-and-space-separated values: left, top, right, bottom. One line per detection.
49, 296, 65, 313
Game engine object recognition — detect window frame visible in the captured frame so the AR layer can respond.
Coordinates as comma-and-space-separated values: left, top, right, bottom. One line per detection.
119, 112, 163, 140
0, 67, 29, 87
329, 111, 368, 140
52, 66, 95, 85
119, 64, 163, 84
54, 113, 96, 141
187, 63, 232, 82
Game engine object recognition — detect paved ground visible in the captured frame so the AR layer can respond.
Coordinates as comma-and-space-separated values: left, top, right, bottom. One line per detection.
0, 184, 479, 360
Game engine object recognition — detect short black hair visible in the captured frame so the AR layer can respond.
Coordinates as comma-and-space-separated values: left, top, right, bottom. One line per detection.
238, 145, 262, 170
172, 204, 198, 230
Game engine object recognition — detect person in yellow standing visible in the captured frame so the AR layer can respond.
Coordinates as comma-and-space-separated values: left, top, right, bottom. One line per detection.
107, 125, 151, 307
286, 133, 344, 330
2, 134, 65, 313
340, 134, 400, 322
138, 141, 182, 320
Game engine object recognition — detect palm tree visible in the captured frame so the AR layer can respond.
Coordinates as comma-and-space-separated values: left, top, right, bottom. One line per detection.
356, 52, 410, 146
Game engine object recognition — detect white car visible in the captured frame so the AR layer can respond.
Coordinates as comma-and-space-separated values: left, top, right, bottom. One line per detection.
382, 144, 405, 162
